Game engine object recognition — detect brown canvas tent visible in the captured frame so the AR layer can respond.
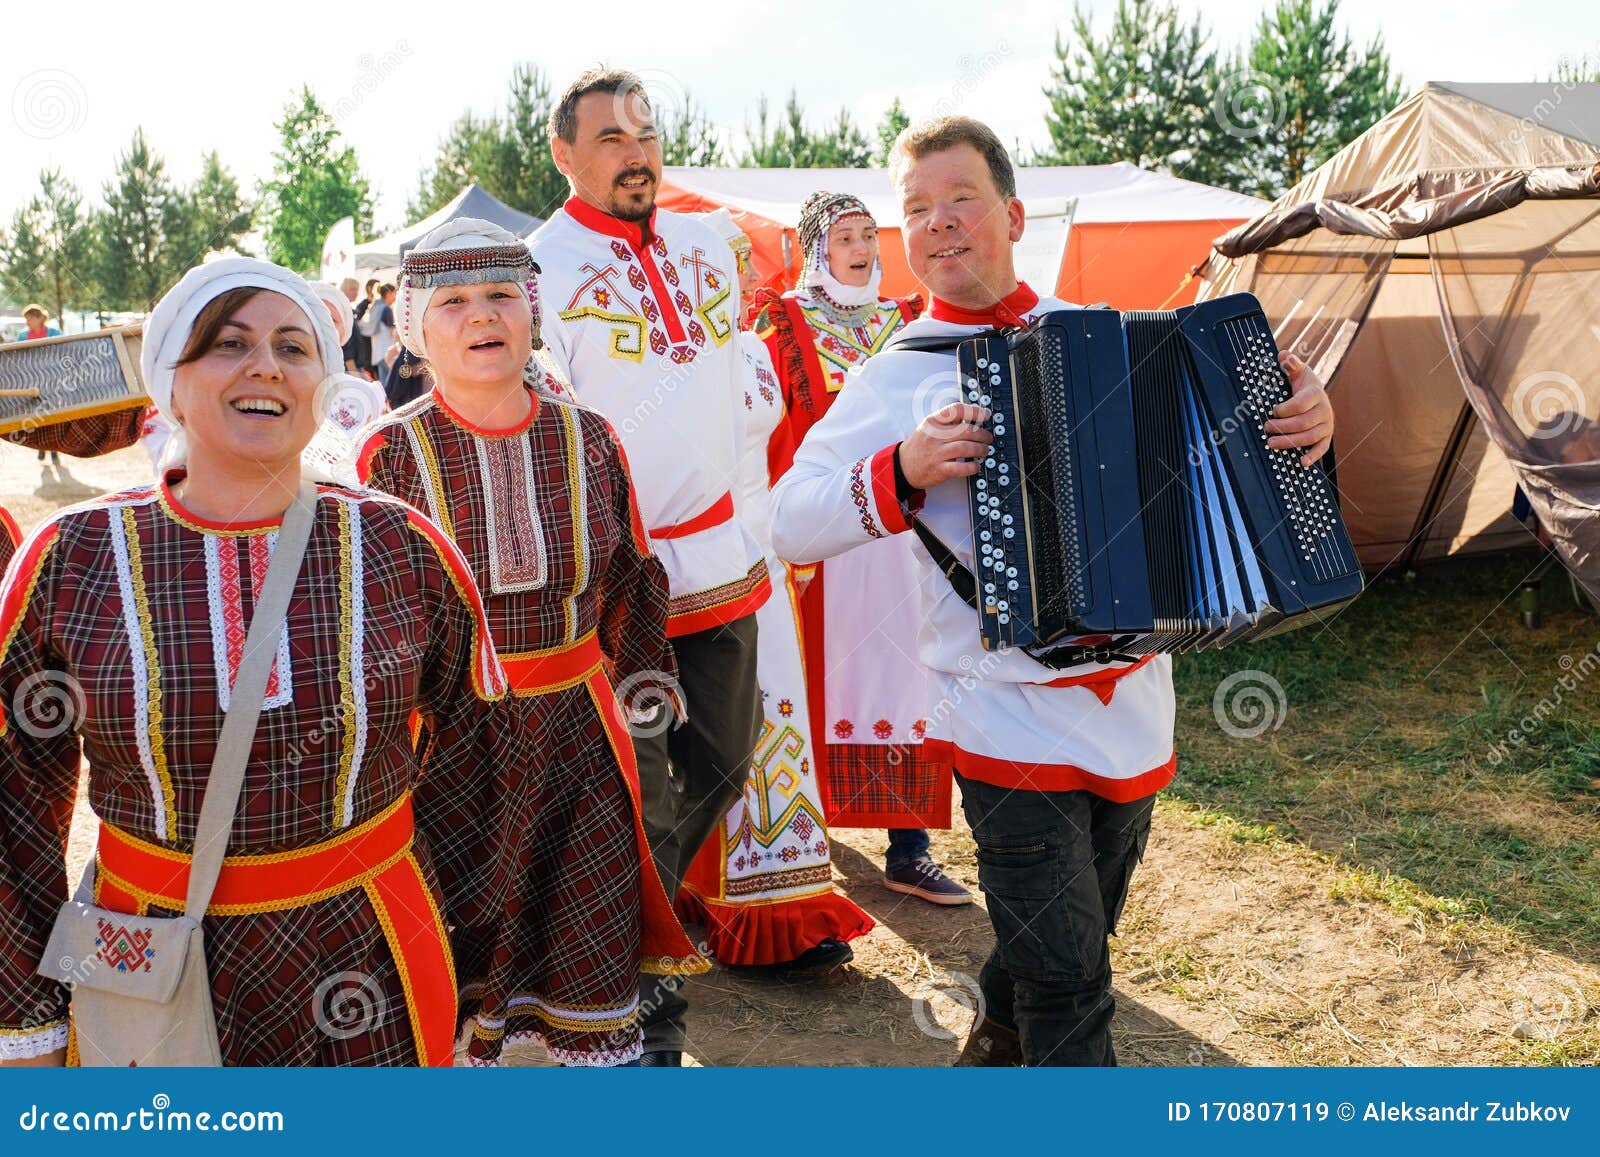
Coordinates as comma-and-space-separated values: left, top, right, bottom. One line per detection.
1197, 82, 1600, 595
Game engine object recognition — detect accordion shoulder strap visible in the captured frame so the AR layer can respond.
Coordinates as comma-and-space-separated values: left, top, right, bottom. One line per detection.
910, 517, 1144, 671
910, 517, 978, 608
885, 329, 999, 355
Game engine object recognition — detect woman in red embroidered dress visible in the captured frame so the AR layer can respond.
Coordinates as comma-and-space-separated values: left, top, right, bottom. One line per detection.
351, 218, 705, 1067
753, 191, 971, 906
0, 259, 506, 1067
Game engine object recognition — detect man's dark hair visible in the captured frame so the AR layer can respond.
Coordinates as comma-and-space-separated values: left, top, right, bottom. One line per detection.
889, 115, 1017, 200
364, 278, 379, 294
548, 67, 649, 144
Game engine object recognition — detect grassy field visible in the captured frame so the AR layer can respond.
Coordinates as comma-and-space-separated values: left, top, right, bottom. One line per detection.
1169, 551, 1600, 972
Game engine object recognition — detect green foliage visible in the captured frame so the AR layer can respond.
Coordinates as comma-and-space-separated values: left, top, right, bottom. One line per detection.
740, 92, 873, 168
1040, 0, 1222, 179
94, 129, 194, 312
1040, 0, 1400, 196
409, 64, 570, 221
876, 97, 911, 166
257, 86, 373, 274
657, 92, 724, 167
1553, 54, 1600, 84
181, 151, 254, 260
0, 168, 94, 322
1219, 0, 1403, 197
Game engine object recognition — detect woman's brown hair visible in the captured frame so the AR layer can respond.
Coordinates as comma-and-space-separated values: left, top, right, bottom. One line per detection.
173, 286, 264, 366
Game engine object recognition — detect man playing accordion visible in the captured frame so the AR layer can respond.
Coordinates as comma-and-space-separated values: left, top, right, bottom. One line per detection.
769, 116, 1335, 1067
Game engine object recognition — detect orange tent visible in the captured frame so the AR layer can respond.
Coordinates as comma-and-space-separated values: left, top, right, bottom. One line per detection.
656, 163, 1264, 309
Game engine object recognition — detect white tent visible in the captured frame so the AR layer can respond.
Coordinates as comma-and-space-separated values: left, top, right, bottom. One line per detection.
659, 163, 1265, 308
354, 185, 543, 270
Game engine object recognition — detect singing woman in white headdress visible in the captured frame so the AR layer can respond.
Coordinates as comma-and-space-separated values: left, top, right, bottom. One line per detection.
351, 217, 706, 1067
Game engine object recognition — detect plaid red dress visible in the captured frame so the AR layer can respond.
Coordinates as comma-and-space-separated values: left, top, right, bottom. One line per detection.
0, 479, 506, 1065
3, 403, 147, 457
356, 376, 706, 1067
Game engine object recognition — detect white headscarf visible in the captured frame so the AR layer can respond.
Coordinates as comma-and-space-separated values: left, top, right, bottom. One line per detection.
396, 217, 541, 360
310, 280, 355, 346
138, 257, 369, 474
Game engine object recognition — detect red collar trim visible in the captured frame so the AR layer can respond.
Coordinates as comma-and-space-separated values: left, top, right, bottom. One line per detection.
159, 470, 291, 535
929, 282, 1040, 328
563, 195, 656, 249
433, 384, 540, 438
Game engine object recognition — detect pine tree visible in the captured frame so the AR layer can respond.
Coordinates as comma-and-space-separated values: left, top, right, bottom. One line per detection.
409, 65, 569, 221
258, 86, 374, 273
0, 168, 94, 323
740, 92, 873, 167
1041, 0, 1224, 181
182, 151, 253, 261
1220, 0, 1402, 197
876, 97, 911, 165
1553, 54, 1599, 84
409, 112, 503, 220
95, 129, 194, 311
657, 92, 723, 167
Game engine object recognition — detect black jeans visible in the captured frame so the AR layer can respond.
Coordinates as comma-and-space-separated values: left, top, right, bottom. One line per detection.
956, 772, 1155, 1067
634, 612, 763, 1053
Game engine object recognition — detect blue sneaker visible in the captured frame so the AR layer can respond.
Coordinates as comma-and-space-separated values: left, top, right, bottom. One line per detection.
885, 856, 973, 906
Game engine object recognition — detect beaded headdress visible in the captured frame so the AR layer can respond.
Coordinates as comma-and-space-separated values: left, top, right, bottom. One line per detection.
396, 219, 543, 358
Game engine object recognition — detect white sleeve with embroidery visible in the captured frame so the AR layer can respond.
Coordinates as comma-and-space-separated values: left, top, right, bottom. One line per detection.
769, 359, 915, 565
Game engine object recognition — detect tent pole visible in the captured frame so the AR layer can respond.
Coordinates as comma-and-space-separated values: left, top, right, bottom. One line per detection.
1400, 400, 1478, 574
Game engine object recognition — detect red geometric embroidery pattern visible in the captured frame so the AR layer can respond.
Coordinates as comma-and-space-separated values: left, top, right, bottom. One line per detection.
649, 329, 668, 355
662, 261, 680, 286
848, 456, 884, 540
95, 919, 155, 973
911, 718, 927, 741
669, 347, 698, 365
610, 240, 632, 262
640, 295, 659, 322
873, 718, 894, 740
627, 266, 648, 292
792, 813, 815, 843
833, 719, 854, 739
651, 238, 668, 258
687, 319, 706, 347
673, 290, 694, 317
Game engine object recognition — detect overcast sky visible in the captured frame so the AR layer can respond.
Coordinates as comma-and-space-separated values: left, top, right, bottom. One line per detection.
2, 0, 1594, 228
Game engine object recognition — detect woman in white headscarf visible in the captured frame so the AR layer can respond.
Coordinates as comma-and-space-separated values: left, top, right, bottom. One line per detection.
752, 192, 972, 906
673, 210, 874, 971
0, 258, 507, 1067
350, 218, 706, 1067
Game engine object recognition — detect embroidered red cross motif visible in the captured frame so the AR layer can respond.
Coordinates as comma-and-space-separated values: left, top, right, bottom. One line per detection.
95, 919, 155, 973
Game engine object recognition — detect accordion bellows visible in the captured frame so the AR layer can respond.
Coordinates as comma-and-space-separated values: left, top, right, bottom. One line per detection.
958, 292, 1363, 655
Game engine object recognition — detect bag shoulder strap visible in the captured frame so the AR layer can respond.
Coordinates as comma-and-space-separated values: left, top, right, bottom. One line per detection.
184, 480, 319, 917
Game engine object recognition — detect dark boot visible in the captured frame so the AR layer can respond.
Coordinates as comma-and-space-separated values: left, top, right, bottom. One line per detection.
953, 1014, 1023, 1067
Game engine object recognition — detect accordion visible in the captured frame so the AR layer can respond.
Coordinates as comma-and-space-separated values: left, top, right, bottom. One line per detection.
954, 292, 1362, 656
0, 326, 145, 437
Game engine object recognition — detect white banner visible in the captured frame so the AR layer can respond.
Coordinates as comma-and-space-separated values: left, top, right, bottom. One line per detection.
320, 217, 356, 283
1014, 196, 1076, 297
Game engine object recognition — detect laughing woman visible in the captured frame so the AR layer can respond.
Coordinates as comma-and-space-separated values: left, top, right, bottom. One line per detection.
351, 218, 706, 1067
0, 259, 506, 1067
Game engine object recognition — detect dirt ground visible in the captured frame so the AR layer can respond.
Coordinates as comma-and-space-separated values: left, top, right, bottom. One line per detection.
6, 439, 1597, 1067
